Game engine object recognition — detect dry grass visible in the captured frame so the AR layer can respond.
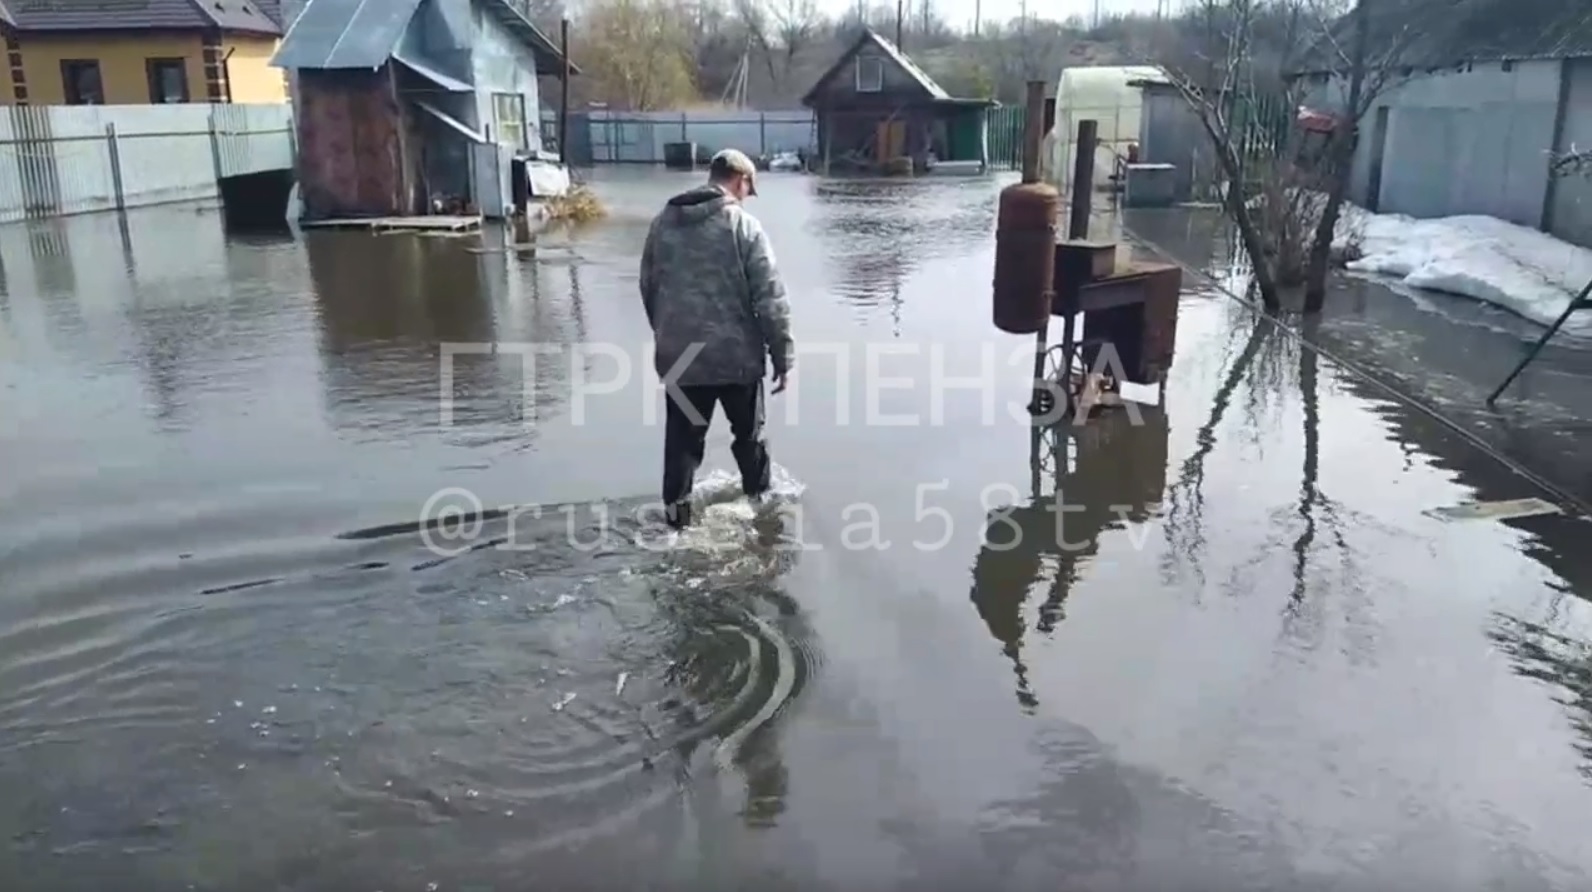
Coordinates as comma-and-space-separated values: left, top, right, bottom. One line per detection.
543, 185, 607, 224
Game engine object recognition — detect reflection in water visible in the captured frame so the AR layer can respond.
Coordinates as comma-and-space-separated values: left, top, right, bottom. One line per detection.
309, 233, 517, 442
809, 177, 998, 320
0, 489, 814, 886
1489, 613, 1592, 785
650, 509, 812, 828
306, 231, 594, 446
1161, 312, 1275, 581
308, 231, 495, 348
1285, 315, 1354, 609
970, 410, 1170, 711
26, 222, 85, 349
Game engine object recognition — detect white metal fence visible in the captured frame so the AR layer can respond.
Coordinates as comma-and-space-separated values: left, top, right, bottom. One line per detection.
546, 109, 817, 164
0, 104, 293, 224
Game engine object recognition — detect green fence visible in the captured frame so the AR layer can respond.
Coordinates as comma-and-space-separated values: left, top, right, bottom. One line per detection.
987, 105, 1026, 170
1231, 92, 1294, 173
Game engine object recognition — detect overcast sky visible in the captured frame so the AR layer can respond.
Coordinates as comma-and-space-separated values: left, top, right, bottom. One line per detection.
813, 0, 1177, 31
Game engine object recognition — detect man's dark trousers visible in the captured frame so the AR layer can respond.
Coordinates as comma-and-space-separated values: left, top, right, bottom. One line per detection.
662, 380, 771, 520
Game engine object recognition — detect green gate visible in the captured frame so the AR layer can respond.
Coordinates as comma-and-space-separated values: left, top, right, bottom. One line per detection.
987, 104, 1026, 170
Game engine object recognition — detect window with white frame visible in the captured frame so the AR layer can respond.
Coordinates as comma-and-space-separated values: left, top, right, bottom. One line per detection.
855, 56, 883, 92
492, 92, 528, 151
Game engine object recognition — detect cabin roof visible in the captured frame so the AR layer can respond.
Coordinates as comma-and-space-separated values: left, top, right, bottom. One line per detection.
0, 0, 282, 35
801, 27, 987, 107
1293, 0, 1592, 73
271, 0, 576, 74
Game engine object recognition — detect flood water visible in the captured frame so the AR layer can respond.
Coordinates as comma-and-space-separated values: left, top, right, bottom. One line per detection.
6, 169, 1592, 890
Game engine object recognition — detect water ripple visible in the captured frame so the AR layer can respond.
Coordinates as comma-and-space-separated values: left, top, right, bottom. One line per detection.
0, 476, 816, 867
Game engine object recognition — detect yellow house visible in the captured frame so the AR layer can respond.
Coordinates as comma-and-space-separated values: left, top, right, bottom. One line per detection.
0, 0, 287, 105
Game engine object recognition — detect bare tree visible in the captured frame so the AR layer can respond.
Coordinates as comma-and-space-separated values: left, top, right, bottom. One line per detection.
732, 0, 779, 89
768, 0, 823, 85
1160, 0, 1411, 312
1298, 0, 1414, 311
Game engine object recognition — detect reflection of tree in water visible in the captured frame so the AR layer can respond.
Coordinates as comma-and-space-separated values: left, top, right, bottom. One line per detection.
1157, 308, 1364, 650
970, 410, 1170, 711
1284, 316, 1352, 608
1488, 612, 1592, 784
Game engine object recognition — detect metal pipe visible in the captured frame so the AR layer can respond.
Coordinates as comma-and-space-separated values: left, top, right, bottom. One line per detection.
1020, 79, 1045, 184
559, 17, 571, 164
1068, 118, 1097, 240
1486, 275, 1592, 403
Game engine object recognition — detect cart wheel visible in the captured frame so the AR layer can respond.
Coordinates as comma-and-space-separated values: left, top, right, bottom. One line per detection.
1034, 423, 1061, 478
1028, 344, 1076, 423
1028, 385, 1057, 418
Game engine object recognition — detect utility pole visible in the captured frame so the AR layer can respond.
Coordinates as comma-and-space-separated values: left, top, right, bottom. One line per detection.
895, 0, 903, 48
1019, 0, 1029, 76
973, 0, 980, 36
558, 16, 570, 163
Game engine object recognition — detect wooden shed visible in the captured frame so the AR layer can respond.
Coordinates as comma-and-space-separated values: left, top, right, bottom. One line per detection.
271, 0, 576, 221
801, 28, 993, 175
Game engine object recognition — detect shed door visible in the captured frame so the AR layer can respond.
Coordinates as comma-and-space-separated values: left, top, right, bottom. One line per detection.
876, 119, 905, 160
472, 142, 505, 218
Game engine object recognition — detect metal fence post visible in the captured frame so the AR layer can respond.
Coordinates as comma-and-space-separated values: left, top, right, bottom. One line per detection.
207, 110, 224, 196
759, 113, 767, 155
104, 122, 125, 212
286, 110, 298, 174
680, 112, 687, 141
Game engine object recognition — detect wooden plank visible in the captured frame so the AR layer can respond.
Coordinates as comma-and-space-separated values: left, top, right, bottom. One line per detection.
300, 215, 482, 232
1425, 498, 1563, 522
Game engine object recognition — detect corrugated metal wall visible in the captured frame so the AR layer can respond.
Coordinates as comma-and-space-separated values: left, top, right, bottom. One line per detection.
1342, 60, 1564, 229
1548, 59, 1592, 248
0, 104, 292, 224
1137, 87, 1212, 202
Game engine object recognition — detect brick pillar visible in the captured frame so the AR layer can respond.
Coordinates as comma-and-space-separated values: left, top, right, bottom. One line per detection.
201, 31, 230, 103
5, 29, 28, 105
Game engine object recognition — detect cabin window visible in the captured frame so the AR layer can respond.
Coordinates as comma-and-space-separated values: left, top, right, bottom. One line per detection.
493, 92, 528, 151
146, 58, 190, 104
855, 56, 883, 92
60, 59, 103, 105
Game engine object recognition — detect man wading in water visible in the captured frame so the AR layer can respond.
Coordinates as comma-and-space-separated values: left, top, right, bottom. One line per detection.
640, 148, 795, 530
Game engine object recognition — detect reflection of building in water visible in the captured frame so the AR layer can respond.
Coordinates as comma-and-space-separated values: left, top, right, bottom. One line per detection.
970, 409, 1170, 710
311, 231, 521, 435
810, 182, 910, 325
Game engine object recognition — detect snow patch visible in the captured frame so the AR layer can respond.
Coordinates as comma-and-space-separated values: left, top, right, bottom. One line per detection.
1334, 206, 1592, 337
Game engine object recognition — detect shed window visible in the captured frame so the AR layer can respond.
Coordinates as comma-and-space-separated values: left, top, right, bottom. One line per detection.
146, 58, 190, 104
493, 92, 528, 151
855, 56, 883, 92
60, 59, 103, 105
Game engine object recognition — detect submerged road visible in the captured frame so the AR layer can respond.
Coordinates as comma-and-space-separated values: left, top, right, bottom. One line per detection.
3, 169, 1592, 890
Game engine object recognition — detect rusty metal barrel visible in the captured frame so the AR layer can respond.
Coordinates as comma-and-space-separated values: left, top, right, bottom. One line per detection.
992, 182, 1060, 334
993, 79, 1060, 335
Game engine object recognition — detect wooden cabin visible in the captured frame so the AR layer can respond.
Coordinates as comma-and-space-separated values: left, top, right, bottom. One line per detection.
270, 0, 577, 221
801, 29, 994, 175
